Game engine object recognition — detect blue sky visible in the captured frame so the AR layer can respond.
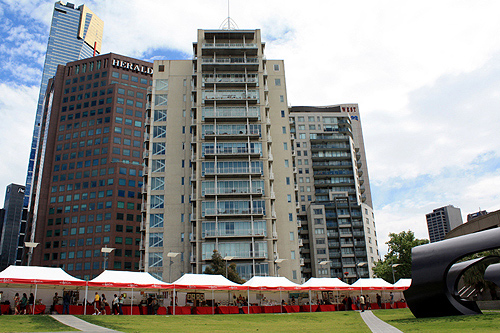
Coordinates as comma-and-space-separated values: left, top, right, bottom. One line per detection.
1, 0, 500, 255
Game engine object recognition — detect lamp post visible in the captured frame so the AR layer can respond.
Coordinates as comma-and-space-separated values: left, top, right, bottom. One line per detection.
319, 260, 331, 276
391, 264, 401, 284
167, 252, 180, 282
223, 256, 234, 278
275, 258, 286, 276
357, 262, 367, 279
101, 246, 115, 271
25, 242, 39, 266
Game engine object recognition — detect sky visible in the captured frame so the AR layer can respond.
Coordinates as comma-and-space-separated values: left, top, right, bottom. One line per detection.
1, 0, 500, 256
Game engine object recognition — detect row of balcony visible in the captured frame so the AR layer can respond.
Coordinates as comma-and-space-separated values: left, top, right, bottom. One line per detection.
202, 229, 267, 238
201, 250, 267, 260
203, 207, 265, 217
202, 187, 264, 196
201, 167, 263, 177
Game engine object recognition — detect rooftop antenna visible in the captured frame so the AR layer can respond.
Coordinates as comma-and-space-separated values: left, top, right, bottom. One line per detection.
219, 0, 239, 30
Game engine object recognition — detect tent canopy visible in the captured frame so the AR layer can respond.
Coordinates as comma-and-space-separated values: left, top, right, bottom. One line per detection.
88, 270, 172, 289
172, 274, 246, 290
393, 278, 412, 290
301, 277, 354, 290
243, 276, 302, 290
0, 265, 86, 287
350, 278, 397, 290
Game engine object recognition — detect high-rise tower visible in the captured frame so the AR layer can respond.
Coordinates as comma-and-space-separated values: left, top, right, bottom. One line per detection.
24, 54, 152, 279
0, 184, 25, 270
143, 29, 301, 282
289, 105, 379, 282
426, 205, 462, 242
18, 2, 103, 265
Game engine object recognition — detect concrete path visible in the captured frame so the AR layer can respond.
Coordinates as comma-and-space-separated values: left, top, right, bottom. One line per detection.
50, 315, 123, 333
359, 310, 403, 333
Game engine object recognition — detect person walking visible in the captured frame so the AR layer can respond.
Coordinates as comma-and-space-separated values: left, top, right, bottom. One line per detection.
101, 294, 107, 315
20, 293, 28, 314
93, 292, 101, 315
359, 294, 365, 312
390, 292, 394, 309
0, 291, 3, 315
28, 293, 35, 314
118, 294, 124, 315
63, 292, 70, 314
112, 294, 118, 315
14, 293, 20, 315
366, 295, 371, 310
376, 293, 382, 309
51, 293, 59, 314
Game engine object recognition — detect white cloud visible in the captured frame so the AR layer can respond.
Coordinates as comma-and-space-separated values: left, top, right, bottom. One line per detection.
0, 83, 38, 203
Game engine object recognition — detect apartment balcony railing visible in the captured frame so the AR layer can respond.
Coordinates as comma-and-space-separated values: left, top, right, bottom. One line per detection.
203, 207, 265, 217
203, 187, 264, 196
203, 147, 262, 157
202, 107, 260, 120
203, 228, 267, 238
202, 75, 258, 85
202, 42, 258, 49
202, 167, 263, 177
203, 90, 259, 103
202, 250, 267, 260
202, 129, 261, 138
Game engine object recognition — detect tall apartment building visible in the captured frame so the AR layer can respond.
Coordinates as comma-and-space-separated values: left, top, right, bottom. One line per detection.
0, 184, 25, 270
19, 2, 103, 265
143, 29, 301, 282
24, 53, 152, 279
289, 105, 379, 282
426, 205, 463, 243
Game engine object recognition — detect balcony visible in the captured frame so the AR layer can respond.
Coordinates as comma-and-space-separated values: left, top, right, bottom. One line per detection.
272, 231, 278, 239
203, 228, 266, 238
201, 57, 259, 70
203, 207, 265, 217
202, 107, 260, 121
300, 258, 305, 266
202, 73, 258, 86
202, 166, 263, 177
298, 239, 303, 247
203, 147, 262, 158
202, 128, 261, 139
203, 90, 259, 104
203, 187, 264, 197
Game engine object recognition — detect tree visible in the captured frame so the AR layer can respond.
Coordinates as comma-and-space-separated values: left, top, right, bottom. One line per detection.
204, 250, 245, 284
372, 230, 429, 283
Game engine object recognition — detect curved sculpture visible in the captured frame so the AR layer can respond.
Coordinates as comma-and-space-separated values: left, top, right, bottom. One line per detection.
404, 228, 500, 318
484, 263, 500, 287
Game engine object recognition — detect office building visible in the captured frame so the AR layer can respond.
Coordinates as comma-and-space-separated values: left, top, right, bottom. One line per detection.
289, 105, 379, 282
24, 53, 152, 279
467, 209, 488, 222
143, 29, 301, 282
0, 184, 25, 270
426, 205, 463, 243
19, 2, 103, 265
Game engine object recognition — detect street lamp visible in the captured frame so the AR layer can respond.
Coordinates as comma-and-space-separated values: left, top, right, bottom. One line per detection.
391, 264, 401, 284
101, 246, 115, 270
223, 256, 234, 278
25, 242, 39, 266
275, 258, 286, 277
357, 262, 367, 279
167, 252, 180, 282
319, 260, 331, 276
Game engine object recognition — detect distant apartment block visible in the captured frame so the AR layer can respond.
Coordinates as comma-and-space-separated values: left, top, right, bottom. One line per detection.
426, 205, 463, 243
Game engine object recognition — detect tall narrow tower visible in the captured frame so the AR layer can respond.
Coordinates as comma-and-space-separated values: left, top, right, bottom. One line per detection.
18, 2, 103, 265
144, 29, 301, 282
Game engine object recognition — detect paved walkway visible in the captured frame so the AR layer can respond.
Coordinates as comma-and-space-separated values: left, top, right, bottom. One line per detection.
360, 310, 403, 333
50, 315, 123, 333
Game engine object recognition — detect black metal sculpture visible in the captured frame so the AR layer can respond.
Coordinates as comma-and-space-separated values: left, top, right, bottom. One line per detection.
404, 228, 500, 318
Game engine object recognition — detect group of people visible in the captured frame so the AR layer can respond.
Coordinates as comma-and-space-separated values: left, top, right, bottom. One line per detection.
11, 292, 35, 315
342, 292, 396, 311
93, 292, 125, 315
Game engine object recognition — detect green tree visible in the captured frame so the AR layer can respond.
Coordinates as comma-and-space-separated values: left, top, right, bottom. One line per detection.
373, 230, 429, 283
204, 250, 245, 284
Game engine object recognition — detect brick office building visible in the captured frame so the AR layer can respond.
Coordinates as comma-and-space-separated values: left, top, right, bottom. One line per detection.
25, 53, 152, 279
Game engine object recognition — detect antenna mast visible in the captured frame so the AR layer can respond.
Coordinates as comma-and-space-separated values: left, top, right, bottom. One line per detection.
219, 0, 239, 30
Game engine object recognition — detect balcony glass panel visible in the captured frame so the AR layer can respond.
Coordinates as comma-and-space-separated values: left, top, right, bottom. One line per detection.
203, 90, 259, 102
202, 106, 260, 119
201, 161, 263, 176
201, 124, 261, 137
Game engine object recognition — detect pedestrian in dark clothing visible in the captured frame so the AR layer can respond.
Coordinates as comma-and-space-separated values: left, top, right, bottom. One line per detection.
63, 292, 70, 314
376, 293, 382, 309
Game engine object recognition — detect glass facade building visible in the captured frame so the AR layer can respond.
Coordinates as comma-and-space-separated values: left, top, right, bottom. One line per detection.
19, 2, 103, 265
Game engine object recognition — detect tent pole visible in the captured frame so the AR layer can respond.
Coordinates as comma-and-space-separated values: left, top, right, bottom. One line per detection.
173, 287, 176, 315
280, 289, 282, 314
130, 288, 133, 315
84, 283, 88, 315
212, 289, 214, 315
309, 289, 311, 313
246, 287, 249, 315
33, 284, 38, 315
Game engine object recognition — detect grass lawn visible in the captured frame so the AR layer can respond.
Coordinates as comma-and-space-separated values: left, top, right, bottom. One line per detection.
374, 308, 500, 332
0, 315, 78, 332
77, 312, 371, 333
